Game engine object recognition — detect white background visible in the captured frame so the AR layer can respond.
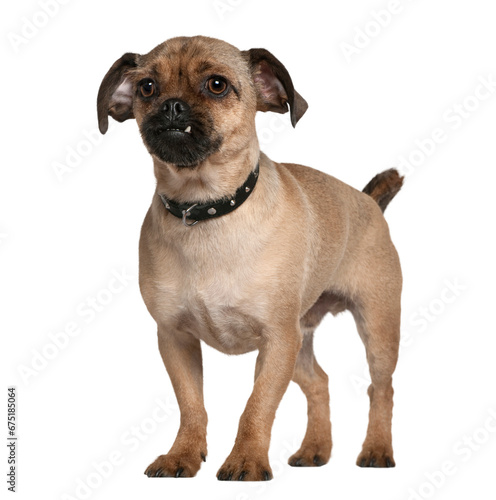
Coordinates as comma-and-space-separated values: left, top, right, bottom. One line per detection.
2, 0, 496, 499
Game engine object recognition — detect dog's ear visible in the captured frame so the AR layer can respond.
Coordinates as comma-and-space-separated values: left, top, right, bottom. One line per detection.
97, 52, 140, 134
242, 48, 308, 127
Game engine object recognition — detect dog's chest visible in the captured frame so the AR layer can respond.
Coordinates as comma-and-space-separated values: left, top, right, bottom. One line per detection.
183, 266, 264, 353
175, 300, 263, 354
150, 227, 270, 354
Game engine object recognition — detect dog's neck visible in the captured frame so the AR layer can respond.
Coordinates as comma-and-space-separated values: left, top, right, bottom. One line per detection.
153, 139, 260, 204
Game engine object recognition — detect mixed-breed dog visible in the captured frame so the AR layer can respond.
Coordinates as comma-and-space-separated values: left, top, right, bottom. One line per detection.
97, 35, 404, 481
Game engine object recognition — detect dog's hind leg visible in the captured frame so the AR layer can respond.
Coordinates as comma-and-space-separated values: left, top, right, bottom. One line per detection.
286, 290, 351, 467
288, 328, 332, 467
353, 291, 401, 468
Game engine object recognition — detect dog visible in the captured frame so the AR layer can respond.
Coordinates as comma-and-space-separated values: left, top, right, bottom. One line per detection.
97, 35, 403, 481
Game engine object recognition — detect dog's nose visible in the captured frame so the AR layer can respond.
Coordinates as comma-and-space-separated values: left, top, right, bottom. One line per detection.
161, 98, 189, 121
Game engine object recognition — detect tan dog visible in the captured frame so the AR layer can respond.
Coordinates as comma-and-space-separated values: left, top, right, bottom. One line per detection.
97, 35, 403, 481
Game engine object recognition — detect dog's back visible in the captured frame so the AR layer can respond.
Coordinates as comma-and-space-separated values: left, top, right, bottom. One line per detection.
277, 160, 402, 306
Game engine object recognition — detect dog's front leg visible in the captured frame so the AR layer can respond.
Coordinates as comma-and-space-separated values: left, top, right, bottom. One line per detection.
145, 327, 207, 477
217, 325, 302, 481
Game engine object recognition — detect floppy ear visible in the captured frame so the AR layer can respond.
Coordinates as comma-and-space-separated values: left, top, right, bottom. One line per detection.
97, 52, 140, 134
242, 48, 308, 127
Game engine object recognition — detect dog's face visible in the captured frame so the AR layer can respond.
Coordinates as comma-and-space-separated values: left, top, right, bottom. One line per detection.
97, 36, 308, 168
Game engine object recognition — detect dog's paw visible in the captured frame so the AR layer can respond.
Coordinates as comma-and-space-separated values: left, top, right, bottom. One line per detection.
217, 450, 272, 481
356, 445, 395, 468
288, 446, 330, 467
145, 451, 206, 478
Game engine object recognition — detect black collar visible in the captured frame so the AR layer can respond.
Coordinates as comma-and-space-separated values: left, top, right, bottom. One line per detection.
158, 162, 260, 227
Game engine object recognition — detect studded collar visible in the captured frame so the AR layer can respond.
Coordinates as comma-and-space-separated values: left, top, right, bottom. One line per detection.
158, 162, 260, 227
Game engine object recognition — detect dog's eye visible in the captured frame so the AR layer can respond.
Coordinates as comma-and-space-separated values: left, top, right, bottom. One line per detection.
139, 79, 155, 98
206, 77, 228, 96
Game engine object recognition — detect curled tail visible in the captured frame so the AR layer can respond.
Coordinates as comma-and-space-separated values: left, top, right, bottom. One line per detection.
362, 168, 404, 213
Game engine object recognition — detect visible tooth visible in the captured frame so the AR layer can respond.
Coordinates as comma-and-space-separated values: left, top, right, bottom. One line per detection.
184, 126, 191, 133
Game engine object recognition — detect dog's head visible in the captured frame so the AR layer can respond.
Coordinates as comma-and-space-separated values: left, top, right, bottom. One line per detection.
97, 36, 307, 168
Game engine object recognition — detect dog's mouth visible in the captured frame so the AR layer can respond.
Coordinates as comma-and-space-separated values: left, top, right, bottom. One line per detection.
141, 113, 222, 168
162, 125, 192, 134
